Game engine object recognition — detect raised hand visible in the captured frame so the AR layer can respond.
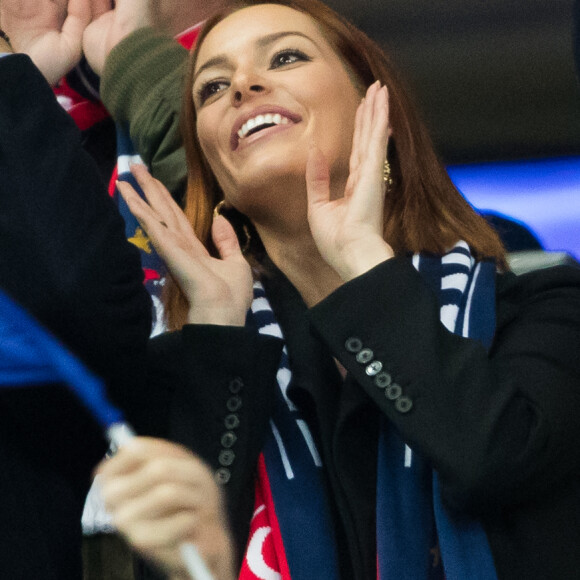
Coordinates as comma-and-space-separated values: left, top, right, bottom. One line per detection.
97, 437, 235, 580
118, 165, 253, 327
82, 0, 151, 76
306, 81, 395, 282
0, 0, 93, 85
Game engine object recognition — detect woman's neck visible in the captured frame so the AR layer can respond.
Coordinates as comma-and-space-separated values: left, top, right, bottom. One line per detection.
258, 226, 343, 308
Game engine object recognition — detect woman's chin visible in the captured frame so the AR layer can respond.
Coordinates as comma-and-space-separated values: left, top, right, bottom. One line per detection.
235, 156, 307, 192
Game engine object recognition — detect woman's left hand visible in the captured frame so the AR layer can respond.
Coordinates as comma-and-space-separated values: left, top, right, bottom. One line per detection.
306, 81, 395, 282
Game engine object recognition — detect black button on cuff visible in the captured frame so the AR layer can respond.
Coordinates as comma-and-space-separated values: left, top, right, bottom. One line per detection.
226, 396, 242, 412
345, 337, 363, 353
228, 377, 244, 394
221, 431, 237, 448
385, 383, 402, 401
356, 348, 374, 364
215, 467, 231, 484
395, 396, 413, 413
224, 414, 240, 430
219, 449, 235, 466
374, 372, 392, 388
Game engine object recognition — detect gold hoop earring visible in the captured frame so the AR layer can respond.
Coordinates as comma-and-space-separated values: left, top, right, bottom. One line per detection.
383, 160, 393, 190
240, 224, 251, 255
212, 200, 252, 254
213, 199, 227, 219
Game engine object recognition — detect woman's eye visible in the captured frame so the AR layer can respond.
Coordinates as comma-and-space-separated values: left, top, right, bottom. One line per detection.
197, 80, 229, 104
270, 49, 311, 69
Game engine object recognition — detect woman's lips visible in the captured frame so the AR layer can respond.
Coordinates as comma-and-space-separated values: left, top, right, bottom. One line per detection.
231, 106, 302, 150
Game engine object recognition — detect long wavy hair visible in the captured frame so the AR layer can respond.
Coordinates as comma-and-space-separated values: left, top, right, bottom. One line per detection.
166, 0, 506, 329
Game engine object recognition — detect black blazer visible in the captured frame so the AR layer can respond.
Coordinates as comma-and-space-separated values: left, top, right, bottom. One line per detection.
0, 55, 151, 578
144, 258, 580, 580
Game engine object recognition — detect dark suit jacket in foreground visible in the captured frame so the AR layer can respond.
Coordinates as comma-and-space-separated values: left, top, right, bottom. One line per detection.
143, 258, 580, 580
0, 55, 151, 578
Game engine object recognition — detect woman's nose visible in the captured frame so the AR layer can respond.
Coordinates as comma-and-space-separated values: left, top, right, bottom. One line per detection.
231, 74, 267, 106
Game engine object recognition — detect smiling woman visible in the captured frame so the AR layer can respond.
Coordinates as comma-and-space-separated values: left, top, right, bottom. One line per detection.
99, 1, 580, 579
190, 7, 362, 216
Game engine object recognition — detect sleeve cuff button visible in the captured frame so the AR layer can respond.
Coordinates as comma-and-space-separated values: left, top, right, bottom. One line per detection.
228, 377, 244, 393
345, 337, 363, 353
355, 348, 374, 364
215, 468, 231, 484
374, 372, 392, 388
366, 360, 383, 376
395, 396, 413, 413
385, 383, 402, 400
219, 449, 235, 466
224, 414, 240, 429
226, 396, 242, 412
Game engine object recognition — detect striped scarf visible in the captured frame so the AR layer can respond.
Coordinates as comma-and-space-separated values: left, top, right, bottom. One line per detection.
240, 242, 498, 580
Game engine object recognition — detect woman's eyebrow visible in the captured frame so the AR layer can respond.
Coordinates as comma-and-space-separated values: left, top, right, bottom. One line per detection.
256, 30, 315, 48
194, 31, 317, 82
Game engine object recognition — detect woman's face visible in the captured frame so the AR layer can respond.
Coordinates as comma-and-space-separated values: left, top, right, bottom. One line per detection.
192, 4, 363, 217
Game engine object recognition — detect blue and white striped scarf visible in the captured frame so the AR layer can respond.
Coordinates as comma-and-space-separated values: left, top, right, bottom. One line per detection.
248, 241, 498, 580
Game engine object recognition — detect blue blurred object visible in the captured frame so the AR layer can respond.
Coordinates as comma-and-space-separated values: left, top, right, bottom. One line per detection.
0, 289, 124, 428
480, 211, 544, 253
448, 156, 580, 260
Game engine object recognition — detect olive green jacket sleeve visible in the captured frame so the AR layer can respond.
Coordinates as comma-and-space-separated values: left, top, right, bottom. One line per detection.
100, 28, 190, 199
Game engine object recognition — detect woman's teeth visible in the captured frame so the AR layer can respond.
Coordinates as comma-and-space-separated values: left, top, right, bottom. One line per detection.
238, 113, 290, 139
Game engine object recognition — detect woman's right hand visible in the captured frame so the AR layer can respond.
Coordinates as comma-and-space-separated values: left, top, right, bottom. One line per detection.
96, 437, 235, 580
117, 165, 253, 327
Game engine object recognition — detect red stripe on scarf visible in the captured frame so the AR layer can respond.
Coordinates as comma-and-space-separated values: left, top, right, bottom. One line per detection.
53, 77, 109, 131
239, 454, 291, 580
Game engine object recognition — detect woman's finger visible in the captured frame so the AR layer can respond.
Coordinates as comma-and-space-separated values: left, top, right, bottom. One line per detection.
117, 180, 172, 242
337, 87, 389, 238
349, 97, 365, 177
211, 215, 243, 261
365, 85, 389, 182
117, 178, 209, 265
129, 164, 183, 230
90, 0, 112, 19
356, 81, 380, 166
129, 165, 200, 241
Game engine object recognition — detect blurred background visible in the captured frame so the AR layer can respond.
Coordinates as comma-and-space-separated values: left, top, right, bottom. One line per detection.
327, 0, 580, 259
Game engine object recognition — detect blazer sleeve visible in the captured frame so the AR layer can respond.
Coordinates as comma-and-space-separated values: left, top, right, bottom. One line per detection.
0, 54, 152, 578
308, 256, 580, 515
144, 324, 283, 564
